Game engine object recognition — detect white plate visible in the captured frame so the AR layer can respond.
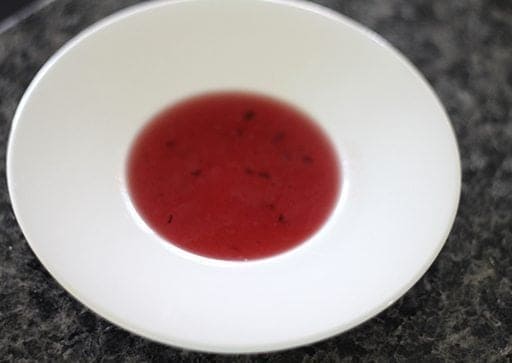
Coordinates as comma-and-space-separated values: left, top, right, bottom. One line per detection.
7, 0, 461, 353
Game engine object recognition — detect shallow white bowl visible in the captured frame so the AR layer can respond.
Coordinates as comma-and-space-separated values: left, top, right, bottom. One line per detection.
7, 0, 460, 353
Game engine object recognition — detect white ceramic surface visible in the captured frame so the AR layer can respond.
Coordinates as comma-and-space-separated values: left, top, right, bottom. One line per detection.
7, 0, 461, 353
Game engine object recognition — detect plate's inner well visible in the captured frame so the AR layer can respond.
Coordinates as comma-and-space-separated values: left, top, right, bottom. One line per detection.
127, 91, 341, 260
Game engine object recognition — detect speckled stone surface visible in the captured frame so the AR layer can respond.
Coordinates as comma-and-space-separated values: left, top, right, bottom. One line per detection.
0, 0, 511, 361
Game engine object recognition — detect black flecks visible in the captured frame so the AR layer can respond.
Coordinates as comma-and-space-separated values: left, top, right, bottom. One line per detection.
228, 244, 241, 252
167, 214, 173, 224
243, 110, 255, 121
302, 155, 313, 164
245, 168, 254, 175
258, 171, 271, 179
272, 132, 285, 144
278, 214, 286, 223
191, 169, 202, 176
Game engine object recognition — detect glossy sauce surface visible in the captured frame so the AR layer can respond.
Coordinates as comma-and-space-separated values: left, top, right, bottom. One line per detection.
127, 92, 340, 260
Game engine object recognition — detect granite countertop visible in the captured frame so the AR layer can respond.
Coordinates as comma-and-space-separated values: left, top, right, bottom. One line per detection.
0, 0, 511, 361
